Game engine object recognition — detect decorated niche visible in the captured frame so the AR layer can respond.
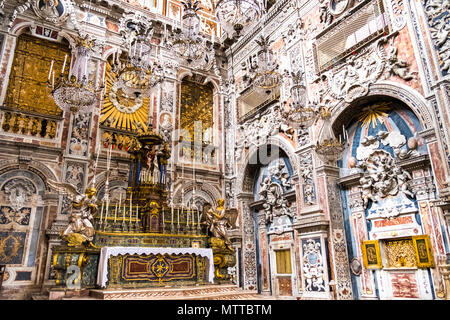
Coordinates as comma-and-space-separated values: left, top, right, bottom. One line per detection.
0, 169, 46, 285
340, 100, 427, 173
4, 33, 70, 116
253, 154, 295, 232
179, 78, 214, 143
99, 55, 150, 132
341, 101, 426, 222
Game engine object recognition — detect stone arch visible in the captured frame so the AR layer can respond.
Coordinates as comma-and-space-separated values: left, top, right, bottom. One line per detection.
94, 172, 128, 201
10, 21, 76, 48
331, 81, 434, 131
0, 159, 58, 192
237, 135, 299, 195
172, 181, 221, 207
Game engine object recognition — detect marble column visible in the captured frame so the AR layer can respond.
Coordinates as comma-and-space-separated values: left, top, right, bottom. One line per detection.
339, 174, 377, 299
316, 164, 353, 300
237, 192, 258, 291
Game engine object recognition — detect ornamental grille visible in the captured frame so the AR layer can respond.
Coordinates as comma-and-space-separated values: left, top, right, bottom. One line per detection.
314, 0, 390, 73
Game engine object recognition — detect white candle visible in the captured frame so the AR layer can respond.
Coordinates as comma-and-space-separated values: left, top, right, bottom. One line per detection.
104, 199, 109, 224
197, 209, 200, 225
100, 201, 104, 222
52, 70, 55, 90
177, 208, 180, 225
62, 54, 67, 74
84, 58, 88, 80
130, 192, 132, 223
136, 204, 139, 223
95, 150, 100, 170
48, 60, 54, 80
162, 210, 165, 228
114, 202, 118, 223
123, 201, 126, 222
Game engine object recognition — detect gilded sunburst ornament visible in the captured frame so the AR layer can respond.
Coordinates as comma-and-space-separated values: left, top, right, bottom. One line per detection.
357, 102, 391, 129
100, 59, 149, 132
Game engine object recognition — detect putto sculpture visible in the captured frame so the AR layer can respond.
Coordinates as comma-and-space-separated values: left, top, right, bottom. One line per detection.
203, 198, 238, 251
47, 180, 98, 247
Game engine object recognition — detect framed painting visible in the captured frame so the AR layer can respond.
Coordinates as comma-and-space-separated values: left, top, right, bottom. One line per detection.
361, 240, 382, 269
412, 235, 434, 268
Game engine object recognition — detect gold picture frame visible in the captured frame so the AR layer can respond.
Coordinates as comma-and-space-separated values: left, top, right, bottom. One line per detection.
361, 240, 382, 269
412, 235, 435, 268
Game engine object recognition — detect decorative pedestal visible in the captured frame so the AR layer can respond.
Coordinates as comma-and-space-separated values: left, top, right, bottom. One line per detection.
210, 237, 236, 283
51, 246, 100, 290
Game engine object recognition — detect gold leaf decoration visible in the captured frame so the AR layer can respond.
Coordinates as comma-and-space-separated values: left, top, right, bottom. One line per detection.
100, 58, 149, 132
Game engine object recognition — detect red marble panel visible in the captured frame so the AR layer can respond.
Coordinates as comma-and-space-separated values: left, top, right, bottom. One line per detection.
390, 272, 419, 299
277, 276, 292, 296
427, 141, 446, 190
373, 216, 414, 228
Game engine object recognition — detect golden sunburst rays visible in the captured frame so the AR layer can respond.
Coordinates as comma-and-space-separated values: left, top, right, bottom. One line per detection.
357, 102, 391, 129
100, 60, 149, 132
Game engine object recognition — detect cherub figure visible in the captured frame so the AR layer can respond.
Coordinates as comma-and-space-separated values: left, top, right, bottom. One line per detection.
202, 199, 238, 251
47, 180, 98, 247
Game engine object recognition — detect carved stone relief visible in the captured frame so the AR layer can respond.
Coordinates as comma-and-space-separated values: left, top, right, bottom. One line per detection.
358, 149, 415, 212
302, 238, 326, 293
325, 175, 353, 299
235, 104, 294, 163
160, 81, 175, 112
300, 152, 316, 205
259, 178, 294, 224
159, 113, 173, 143
422, 0, 450, 75
1, 178, 36, 213
68, 112, 91, 157
225, 180, 236, 209
242, 203, 257, 290
320, 34, 415, 104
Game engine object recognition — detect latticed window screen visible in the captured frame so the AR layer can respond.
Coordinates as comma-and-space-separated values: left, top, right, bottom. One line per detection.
314, 0, 389, 73
4, 33, 70, 116
276, 249, 292, 274
384, 238, 418, 268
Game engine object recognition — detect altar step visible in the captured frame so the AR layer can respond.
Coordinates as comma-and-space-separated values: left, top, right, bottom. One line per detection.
89, 284, 259, 300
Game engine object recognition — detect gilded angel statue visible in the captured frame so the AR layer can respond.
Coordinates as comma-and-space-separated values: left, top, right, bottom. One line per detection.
47, 179, 98, 247
202, 198, 238, 251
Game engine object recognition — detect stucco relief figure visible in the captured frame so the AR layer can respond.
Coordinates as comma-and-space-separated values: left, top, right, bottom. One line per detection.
47, 180, 98, 247
319, 0, 333, 26
385, 41, 416, 80
259, 177, 293, 223
159, 114, 173, 142
302, 239, 326, 292
358, 150, 415, 209
202, 199, 238, 251
38, 0, 64, 19
359, 175, 377, 208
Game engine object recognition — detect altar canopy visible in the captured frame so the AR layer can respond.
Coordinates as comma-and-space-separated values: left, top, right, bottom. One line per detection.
97, 247, 215, 287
